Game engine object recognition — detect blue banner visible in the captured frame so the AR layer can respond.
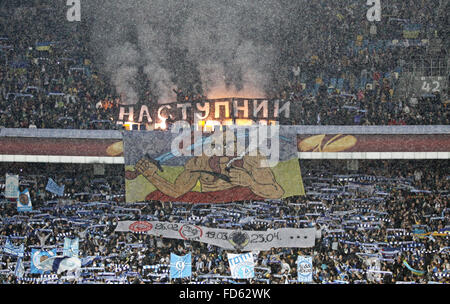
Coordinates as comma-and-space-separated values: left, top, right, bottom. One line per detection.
403, 23, 422, 31
15, 258, 24, 278
3, 238, 24, 257
5, 174, 19, 199
17, 189, 32, 212
45, 178, 65, 197
10, 61, 29, 69
63, 237, 79, 258
170, 253, 192, 279
297, 256, 313, 282
227, 253, 255, 279
31, 249, 57, 274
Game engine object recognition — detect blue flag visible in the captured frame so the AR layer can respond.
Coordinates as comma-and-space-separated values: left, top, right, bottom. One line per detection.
170, 253, 192, 279
3, 238, 24, 257
227, 253, 255, 279
63, 237, 79, 257
5, 174, 19, 199
297, 256, 313, 283
45, 178, 65, 197
36, 42, 51, 51
30, 249, 57, 274
17, 189, 32, 212
15, 258, 24, 278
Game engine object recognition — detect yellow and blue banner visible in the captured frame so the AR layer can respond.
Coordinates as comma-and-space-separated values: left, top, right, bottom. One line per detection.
403, 260, 425, 276
35, 42, 52, 51
403, 24, 422, 39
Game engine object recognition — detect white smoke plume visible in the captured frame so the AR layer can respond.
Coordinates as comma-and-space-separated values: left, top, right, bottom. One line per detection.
86, 0, 289, 104
104, 43, 140, 104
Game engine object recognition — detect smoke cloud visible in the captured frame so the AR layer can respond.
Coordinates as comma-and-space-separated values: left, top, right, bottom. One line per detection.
85, 1, 291, 104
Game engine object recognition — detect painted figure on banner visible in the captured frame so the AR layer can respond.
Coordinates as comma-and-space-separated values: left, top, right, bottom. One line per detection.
124, 127, 304, 203
134, 150, 284, 202
128, 135, 284, 202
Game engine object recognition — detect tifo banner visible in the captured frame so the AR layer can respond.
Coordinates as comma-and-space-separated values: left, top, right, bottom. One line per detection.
170, 253, 192, 279
115, 221, 316, 250
5, 174, 19, 199
3, 238, 24, 257
124, 127, 304, 203
46, 178, 65, 197
297, 134, 450, 152
228, 253, 255, 279
297, 256, 313, 283
31, 249, 57, 274
63, 237, 79, 258
17, 189, 32, 212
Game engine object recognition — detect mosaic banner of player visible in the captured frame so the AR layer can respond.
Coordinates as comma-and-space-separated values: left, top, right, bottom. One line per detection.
17, 189, 32, 212
124, 127, 304, 203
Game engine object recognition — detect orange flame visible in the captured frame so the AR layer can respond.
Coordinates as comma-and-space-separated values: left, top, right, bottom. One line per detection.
156, 118, 167, 130
206, 86, 266, 100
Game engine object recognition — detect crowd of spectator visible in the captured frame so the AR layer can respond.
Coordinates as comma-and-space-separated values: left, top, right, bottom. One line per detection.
0, 160, 448, 284
0, 4, 121, 130
0, 2, 448, 129
277, 0, 448, 125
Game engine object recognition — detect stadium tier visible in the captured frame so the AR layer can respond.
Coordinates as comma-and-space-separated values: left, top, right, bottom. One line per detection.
0, 126, 449, 163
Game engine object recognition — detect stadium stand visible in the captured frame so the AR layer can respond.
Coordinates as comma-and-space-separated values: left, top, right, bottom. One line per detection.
0, 0, 448, 286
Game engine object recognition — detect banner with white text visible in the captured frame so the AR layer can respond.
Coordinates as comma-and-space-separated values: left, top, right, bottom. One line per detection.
115, 221, 315, 250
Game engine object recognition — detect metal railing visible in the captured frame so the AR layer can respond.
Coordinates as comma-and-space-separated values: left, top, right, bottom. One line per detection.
403, 56, 448, 77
